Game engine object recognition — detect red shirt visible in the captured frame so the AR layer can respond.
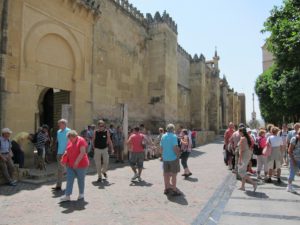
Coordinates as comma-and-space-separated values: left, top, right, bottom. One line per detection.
224, 128, 234, 145
191, 131, 197, 138
65, 136, 89, 168
128, 132, 144, 153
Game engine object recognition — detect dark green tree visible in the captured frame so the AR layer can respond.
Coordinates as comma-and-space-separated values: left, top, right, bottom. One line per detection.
256, 0, 300, 123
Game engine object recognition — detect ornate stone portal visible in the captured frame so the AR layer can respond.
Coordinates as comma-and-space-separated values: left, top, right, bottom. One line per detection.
0, 0, 245, 135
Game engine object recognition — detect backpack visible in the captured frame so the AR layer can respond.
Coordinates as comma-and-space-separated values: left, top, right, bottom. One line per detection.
253, 138, 263, 155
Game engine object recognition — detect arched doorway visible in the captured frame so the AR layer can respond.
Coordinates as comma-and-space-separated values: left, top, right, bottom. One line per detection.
38, 88, 71, 132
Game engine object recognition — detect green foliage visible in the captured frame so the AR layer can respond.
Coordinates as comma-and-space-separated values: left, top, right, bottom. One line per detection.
257, 0, 300, 124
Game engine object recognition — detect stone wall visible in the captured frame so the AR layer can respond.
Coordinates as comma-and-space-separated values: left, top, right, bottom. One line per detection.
195, 131, 216, 146
0, 0, 245, 136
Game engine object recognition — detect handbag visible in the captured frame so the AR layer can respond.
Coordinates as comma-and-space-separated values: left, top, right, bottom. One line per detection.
61, 152, 69, 165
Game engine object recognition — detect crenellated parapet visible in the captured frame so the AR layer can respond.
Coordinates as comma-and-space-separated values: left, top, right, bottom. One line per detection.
191, 54, 205, 63
110, 0, 147, 25
146, 11, 178, 34
66, 0, 101, 17
177, 44, 192, 60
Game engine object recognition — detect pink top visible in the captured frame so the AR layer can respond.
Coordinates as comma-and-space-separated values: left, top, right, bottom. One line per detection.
65, 136, 89, 168
257, 136, 267, 149
224, 128, 235, 145
128, 132, 145, 153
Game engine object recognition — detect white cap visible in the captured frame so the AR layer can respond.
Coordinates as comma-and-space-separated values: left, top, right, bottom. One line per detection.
1, 128, 12, 134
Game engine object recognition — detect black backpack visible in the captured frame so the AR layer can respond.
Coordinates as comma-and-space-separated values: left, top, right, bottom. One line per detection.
253, 139, 263, 155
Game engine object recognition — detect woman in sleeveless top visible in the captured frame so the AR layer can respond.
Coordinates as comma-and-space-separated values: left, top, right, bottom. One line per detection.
238, 127, 257, 192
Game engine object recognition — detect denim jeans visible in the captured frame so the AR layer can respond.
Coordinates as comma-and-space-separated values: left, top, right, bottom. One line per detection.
288, 158, 300, 182
65, 167, 87, 196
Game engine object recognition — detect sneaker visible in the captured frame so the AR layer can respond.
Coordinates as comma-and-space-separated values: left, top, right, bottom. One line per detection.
131, 173, 138, 181
60, 195, 71, 202
77, 194, 84, 200
287, 185, 297, 193
137, 176, 142, 182
103, 173, 107, 179
97, 177, 102, 182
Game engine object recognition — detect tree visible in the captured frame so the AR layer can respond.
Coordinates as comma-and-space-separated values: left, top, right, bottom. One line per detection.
256, 0, 300, 124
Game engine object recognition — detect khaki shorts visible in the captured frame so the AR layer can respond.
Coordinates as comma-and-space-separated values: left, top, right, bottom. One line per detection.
163, 159, 180, 174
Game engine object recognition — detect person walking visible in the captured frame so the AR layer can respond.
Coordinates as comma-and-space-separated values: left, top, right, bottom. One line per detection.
224, 122, 235, 170
237, 127, 257, 192
287, 129, 300, 193
113, 126, 125, 163
180, 129, 192, 177
255, 129, 268, 180
230, 123, 245, 176
127, 127, 145, 182
60, 130, 89, 202
160, 124, 181, 196
52, 119, 70, 191
93, 120, 113, 182
0, 128, 17, 186
266, 126, 283, 183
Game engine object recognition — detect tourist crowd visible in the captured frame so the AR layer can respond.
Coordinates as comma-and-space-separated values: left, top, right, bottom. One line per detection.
224, 122, 300, 193
0, 119, 196, 201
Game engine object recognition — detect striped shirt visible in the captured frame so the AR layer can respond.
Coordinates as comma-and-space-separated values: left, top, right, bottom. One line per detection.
35, 131, 49, 150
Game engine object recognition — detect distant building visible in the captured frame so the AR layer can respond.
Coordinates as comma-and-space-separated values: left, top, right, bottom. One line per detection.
262, 43, 274, 72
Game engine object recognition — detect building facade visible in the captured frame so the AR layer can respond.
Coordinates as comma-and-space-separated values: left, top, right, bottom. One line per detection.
0, 0, 245, 134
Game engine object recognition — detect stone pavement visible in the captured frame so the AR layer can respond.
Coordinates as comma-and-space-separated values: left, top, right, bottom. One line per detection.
2, 138, 299, 225
0, 138, 229, 225
217, 166, 300, 225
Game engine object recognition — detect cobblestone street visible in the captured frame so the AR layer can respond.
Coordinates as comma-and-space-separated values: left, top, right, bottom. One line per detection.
0, 139, 228, 225
2, 138, 300, 225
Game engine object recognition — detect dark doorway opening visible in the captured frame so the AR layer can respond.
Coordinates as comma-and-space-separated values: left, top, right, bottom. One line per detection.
39, 88, 70, 132
41, 89, 54, 129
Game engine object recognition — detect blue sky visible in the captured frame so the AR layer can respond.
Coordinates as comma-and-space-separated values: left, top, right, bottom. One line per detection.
130, 0, 283, 122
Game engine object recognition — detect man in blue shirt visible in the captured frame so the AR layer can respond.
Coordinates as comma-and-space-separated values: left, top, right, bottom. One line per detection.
160, 124, 181, 196
52, 119, 70, 191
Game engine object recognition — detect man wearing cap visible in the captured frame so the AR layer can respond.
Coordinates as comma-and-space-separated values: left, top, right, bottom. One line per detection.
0, 128, 17, 186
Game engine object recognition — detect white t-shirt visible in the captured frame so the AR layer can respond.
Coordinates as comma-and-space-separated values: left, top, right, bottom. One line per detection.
267, 135, 283, 147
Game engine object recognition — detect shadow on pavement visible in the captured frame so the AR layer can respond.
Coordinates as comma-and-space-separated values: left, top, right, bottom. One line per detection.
129, 180, 153, 187
184, 177, 198, 182
51, 189, 65, 198
167, 192, 188, 205
0, 181, 56, 196
189, 150, 205, 158
91, 180, 115, 189
59, 199, 88, 214
245, 191, 269, 199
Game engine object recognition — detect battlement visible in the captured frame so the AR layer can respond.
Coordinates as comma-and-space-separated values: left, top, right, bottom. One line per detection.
73, 0, 101, 16
177, 44, 192, 60
146, 11, 178, 34
191, 54, 206, 63
110, 0, 147, 25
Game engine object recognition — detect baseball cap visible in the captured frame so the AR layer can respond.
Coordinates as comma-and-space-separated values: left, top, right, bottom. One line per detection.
238, 123, 245, 128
